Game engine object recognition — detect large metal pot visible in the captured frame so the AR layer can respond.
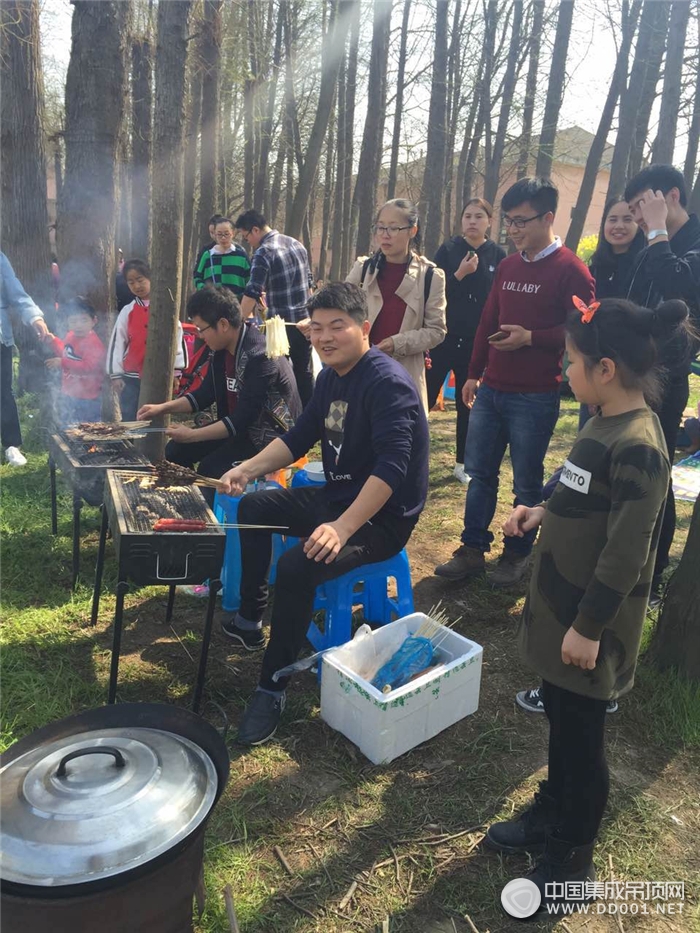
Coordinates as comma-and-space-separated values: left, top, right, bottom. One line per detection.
0, 703, 229, 933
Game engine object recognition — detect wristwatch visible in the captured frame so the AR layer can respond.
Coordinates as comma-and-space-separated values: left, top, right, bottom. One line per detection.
647, 228, 668, 240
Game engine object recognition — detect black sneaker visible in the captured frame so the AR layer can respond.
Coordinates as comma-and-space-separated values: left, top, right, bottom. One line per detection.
487, 552, 530, 587
486, 781, 559, 853
517, 685, 618, 714
237, 690, 286, 745
221, 618, 265, 651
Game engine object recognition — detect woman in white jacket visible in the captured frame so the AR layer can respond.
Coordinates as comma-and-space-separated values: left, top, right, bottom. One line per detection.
346, 199, 446, 412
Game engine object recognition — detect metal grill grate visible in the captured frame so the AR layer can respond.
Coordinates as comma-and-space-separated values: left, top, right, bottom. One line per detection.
117, 476, 212, 533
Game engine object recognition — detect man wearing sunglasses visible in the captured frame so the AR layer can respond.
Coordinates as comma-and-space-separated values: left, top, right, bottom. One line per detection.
435, 177, 595, 587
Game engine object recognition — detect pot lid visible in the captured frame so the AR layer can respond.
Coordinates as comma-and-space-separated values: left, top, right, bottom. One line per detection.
0, 727, 218, 887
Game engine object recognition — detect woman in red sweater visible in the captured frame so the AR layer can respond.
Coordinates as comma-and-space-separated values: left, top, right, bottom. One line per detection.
45, 298, 106, 425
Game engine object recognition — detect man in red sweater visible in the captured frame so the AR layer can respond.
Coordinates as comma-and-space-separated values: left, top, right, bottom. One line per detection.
435, 177, 595, 586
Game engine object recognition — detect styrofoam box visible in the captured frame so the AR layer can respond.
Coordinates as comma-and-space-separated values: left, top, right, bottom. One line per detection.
320, 613, 483, 764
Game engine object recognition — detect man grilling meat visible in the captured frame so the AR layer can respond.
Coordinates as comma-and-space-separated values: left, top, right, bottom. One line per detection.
137, 286, 301, 502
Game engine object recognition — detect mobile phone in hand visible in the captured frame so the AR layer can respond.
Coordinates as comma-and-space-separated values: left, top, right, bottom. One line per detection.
488, 330, 508, 343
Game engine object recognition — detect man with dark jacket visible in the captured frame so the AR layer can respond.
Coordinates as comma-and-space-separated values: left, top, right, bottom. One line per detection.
137, 286, 301, 493
625, 164, 700, 605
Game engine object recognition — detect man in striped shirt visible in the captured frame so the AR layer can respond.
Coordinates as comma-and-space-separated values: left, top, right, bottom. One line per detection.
193, 217, 250, 296
235, 209, 314, 406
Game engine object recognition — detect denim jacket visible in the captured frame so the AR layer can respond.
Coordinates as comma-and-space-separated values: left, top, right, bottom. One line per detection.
0, 251, 44, 347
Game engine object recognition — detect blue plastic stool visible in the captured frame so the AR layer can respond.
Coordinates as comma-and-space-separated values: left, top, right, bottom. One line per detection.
307, 548, 414, 653
291, 467, 326, 488
443, 372, 455, 401
214, 482, 284, 613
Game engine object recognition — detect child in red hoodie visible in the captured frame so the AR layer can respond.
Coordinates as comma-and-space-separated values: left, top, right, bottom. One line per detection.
45, 298, 106, 424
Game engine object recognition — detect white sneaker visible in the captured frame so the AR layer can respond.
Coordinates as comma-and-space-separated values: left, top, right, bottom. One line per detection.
453, 463, 470, 485
5, 446, 27, 466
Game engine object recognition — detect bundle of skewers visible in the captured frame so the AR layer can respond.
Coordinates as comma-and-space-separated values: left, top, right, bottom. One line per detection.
152, 518, 289, 533
114, 459, 224, 490
370, 602, 461, 695
260, 314, 294, 359
66, 421, 152, 440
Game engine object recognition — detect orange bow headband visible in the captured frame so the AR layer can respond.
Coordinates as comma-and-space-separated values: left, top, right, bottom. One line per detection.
573, 295, 600, 323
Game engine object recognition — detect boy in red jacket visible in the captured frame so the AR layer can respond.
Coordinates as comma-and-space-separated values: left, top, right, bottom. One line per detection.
46, 298, 106, 424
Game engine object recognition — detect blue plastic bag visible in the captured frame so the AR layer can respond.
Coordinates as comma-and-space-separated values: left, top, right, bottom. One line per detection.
371, 636, 434, 693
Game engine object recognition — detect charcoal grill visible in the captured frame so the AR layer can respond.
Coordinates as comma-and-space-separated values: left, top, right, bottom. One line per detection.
91, 471, 225, 712
48, 433, 151, 589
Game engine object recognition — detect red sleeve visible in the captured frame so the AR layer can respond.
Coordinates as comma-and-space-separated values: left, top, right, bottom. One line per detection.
48, 336, 64, 357
468, 277, 501, 379
530, 257, 595, 351
62, 333, 106, 376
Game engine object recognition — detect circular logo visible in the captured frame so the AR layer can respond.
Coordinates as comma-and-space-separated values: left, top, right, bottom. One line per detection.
501, 878, 542, 919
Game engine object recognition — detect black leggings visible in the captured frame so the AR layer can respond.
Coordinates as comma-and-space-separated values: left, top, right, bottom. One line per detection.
425, 334, 473, 463
0, 342, 22, 449
238, 485, 415, 691
653, 375, 689, 578
541, 680, 609, 845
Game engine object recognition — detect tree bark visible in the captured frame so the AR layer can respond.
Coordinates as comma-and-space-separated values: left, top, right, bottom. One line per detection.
0, 0, 53, 312
517, 0, 545, 180
565, 1, 641, 253
484, 0, 523, 206
352, 0, 392, 258
683, 12, 700, 192
454, 45, 485, 231
130, 37, 152, 260
650, 1, 690, 164
463, 0, 496, 206
442, 0, 462, 239
628, 1, 671, 179
138, 0, 192, 461
421, 0, 449, 258
535, 0, 575, 179
648, 494, 700, 681
607, 0, 662, 198
318, 109, 336, 281
387, 0, 412, 201
287, 0, 342, 242
181, 57, 203, 319
329, 45, 347, 279
341, 0, 360, 273
58, 1, 131, 322
243, 0, 259, 209
197, 0, 223, 239
255, 0, 284, 219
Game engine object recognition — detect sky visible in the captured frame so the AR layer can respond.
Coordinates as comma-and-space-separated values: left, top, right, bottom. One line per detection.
38, 1, 689, 167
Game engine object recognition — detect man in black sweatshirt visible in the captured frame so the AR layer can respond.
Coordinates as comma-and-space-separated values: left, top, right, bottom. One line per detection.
219, 282, 429, 745
625, 164, 700, 605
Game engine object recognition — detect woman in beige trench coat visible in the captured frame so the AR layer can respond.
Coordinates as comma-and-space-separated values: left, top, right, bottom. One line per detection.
346, 199, 446, 412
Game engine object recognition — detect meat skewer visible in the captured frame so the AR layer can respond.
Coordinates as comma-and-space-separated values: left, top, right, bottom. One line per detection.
112, 461, 223, 490
153, 518, 289, 532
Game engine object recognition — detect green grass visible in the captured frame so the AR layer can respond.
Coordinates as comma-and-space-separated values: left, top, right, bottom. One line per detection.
1, 388, 699, 932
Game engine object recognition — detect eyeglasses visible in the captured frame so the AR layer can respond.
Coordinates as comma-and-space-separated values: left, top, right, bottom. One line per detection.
502, 212, 548, 230
372, 225, 412, 237
215, 232, 233, 238
193, 323, 213, 335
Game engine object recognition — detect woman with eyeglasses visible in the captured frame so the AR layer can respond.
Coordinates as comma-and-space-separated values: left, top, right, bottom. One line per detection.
193, 218, 251, 297
427, 198, 506, 483
346, 199, 446, 412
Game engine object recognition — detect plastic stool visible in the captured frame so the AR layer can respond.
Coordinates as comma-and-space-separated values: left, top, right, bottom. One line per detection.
307, 548, 414, 653
443, 371, 456, 401
214, 482, 283, 612
291, 466, 326, 488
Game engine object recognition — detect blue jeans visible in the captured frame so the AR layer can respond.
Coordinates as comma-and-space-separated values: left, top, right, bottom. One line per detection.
461, 383, 560, 556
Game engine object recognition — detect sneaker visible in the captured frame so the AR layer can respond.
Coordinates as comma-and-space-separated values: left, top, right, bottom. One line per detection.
453, 463, 471, 485
221, 617, 265, 651
487, 552, 530, 587
237, 690, 286, 745
486, 780, 559, 854
434, 545, 485, 581
5, 446, 27, 466
516, 686, 618, 714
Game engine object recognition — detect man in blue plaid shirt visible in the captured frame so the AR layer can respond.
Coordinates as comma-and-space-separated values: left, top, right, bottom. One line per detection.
236, 210, 314, 406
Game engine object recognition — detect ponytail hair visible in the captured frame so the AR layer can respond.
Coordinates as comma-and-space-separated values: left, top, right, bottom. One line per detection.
369, 199, 422, 274
566, 298, 690, 406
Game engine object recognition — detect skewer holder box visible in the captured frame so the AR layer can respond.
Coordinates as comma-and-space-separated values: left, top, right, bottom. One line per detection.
320, 612, 483, 764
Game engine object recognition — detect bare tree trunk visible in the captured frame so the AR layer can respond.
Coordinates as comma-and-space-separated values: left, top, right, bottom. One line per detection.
270, 125, 286, 225
387, 0, 412, 200
650, 1, 689, 164
535, 0, 575, 179
138, 0, 192, 461
256, 1, 284, 219
691, 165, 700, 215
421, 0, 449, 258
341, 0, 360, 273
0, 0, 54, 401
648, 494, 700, 681
442, 0, 462, 240
517, 0, 544, 180
243, 0, 258, 208
197, 0, 222, 238
454, 47, 484, 230
484, 0, 523, 206
181, 59, 203, 319
287, 0, 342, 240
58, 2, 130, 323
463, 0, 496, 206
330, 46, 347, 279
130, 37, 152, 260
566, 1, 641, 252
318, 112, 336, 281
683, 12, 700, 191
352, 0, 392, 257
630, 2, 671, 177
117, 129, 131, 258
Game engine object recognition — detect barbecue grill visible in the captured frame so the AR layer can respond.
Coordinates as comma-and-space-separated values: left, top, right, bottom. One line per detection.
48, 432, 151, 589
91, 471, 226, 711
